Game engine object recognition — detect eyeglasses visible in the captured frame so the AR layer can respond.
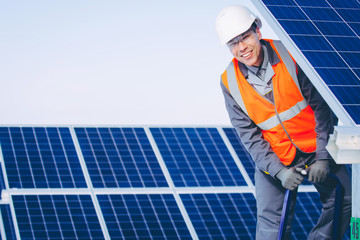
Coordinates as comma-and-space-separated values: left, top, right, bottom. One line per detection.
227, 27, 256, 49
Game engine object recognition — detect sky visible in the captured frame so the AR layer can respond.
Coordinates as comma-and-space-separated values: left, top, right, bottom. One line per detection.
0, 0, 278, 126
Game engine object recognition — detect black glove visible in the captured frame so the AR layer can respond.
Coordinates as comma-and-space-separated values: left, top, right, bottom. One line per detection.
275, 167, 304, 191
307, 159, 330, 183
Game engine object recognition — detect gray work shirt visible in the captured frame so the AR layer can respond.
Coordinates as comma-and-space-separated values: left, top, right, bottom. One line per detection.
246, 45, 274, 101
220, 40, 335, 177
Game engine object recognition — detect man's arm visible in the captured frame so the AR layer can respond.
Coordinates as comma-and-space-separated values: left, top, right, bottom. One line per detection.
221, 81, 285, 177
297, 64, 334, 182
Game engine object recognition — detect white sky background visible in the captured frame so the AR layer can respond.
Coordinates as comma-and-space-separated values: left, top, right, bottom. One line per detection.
0, 0, 278, 126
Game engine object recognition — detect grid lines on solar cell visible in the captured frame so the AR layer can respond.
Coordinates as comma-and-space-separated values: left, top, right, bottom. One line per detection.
0, 204, 16, 240
261, 0, 360, 124
222, 128, 256, 184
0, 127, 87, 188
150, 127, 246, 187
12, 194, 104, 240
97, 194, 192, 240
75, 127, 168, 188
0, 163, 5, 194
181, 193, 257, 240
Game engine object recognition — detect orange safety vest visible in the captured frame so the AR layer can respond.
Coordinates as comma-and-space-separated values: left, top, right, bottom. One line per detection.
222, 39, 316, 165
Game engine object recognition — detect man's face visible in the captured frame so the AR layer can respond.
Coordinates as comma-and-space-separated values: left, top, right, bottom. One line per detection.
227, 27, 263, 67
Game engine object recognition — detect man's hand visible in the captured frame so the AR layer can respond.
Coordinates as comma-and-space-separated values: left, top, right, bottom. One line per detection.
307, 159, 330, 183
275, 167, 304, 191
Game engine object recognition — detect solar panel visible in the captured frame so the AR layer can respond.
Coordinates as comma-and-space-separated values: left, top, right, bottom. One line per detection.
252, 0, 360, 126
12, 194, 104, 239
0, 127, 87, 188
222, 128, 256, 184
0, 163, 5, 196
97, 194, 192, 240
75, 127, 168, 188
180, 193, 257, 239
0, 125, 350, 239
150, 127, 246, 187
0, 204, 16, 240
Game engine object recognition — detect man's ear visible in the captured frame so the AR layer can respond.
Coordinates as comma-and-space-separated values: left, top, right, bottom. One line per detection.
256, 27, 262, 40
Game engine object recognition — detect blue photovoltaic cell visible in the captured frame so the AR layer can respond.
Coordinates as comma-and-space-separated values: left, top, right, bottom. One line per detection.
181, 193, 257, 240
0, 126, 350, 239
12, 194, 104, 240
259, 0, 360, 125
97, 194, 192, 240
150, 128, 246, 187
0, 204, 16, 240
0, 127, 87, 188
0, 163, 5, 194
222, 128, 255, 184
75, 127, 168, 188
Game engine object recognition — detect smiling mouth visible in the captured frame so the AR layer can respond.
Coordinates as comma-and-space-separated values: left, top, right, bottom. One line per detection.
241, 51, 252, 58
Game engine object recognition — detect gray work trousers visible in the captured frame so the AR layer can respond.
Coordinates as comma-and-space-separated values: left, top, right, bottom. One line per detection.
255, 152, 351, 240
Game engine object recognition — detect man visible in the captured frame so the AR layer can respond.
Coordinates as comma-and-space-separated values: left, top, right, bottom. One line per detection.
215, 5, 351, 240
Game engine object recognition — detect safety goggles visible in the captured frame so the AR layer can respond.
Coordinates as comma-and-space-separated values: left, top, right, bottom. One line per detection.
226, 26, 257, 49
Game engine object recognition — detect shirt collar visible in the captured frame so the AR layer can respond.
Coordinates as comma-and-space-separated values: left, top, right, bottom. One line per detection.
247, 45, 268, 76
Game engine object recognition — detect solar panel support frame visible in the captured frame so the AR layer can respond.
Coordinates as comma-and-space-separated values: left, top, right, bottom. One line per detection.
326, 126, 360, 164
0, 207, 7, 240
8, 193, 21, 240
0, 145, 10, 190
353, 164, 360, 218
251, 0, 356, 127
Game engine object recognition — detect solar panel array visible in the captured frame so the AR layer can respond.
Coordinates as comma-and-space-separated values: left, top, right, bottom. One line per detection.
0, 126, 349, 239
251, 0, 360, 126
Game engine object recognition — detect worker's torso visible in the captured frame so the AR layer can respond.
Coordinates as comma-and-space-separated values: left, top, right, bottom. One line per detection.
222, 39, 317, 165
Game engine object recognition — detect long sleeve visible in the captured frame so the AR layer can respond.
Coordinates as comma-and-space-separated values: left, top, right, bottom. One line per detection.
221, 81, 286, 177
297, 65, 336, 160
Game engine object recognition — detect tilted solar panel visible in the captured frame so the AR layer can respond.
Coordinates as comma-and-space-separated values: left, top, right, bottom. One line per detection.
0, 163, 5, 196
222, 128, 256, 184
181, 193, 257, 240
150, 127, 246, 187
0, 125, 348, 239
75, 127, 168, 188
0, 204, 16, 240
97, 194, 192, 240
0, 127, 87, 188
12, 194, 104, 239
253, 0, 360, 126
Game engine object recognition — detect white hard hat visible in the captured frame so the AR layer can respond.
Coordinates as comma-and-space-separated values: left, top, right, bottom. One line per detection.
215, 5, 262, 45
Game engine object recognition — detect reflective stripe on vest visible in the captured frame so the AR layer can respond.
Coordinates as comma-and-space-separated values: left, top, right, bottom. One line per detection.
272, 40, 301, 92
226, 61, 249, 116
257, 99, 308, 130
